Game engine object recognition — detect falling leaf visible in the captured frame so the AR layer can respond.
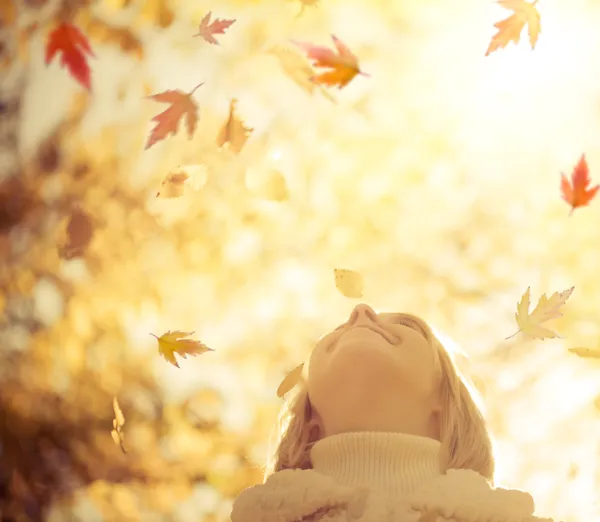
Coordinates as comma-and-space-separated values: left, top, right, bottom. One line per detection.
292, 35, 368, 89
111, 396, 127, 454
151, 330, 213, 368
217, 99, 253, 154
193, 12, 235, 45
156, 164, 208, 198
485, 0, 541, 56
506, 286, 574, 340
245, 168, 289, 201
267, 45, 336, 102
568, 347, 600, 360
59, 208, 95, 260
145, 83, 203, 150
277, 363, 304, 398
156, 171, 189, 198
45, 22, 95, 90
560, 154, 599, 216
334, 268, 364, 298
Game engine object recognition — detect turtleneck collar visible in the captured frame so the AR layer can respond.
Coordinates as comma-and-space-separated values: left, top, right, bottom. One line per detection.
310, 431, 443, 497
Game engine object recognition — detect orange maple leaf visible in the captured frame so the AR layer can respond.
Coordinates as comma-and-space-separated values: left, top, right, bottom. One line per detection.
45, 22, 95, 91
145, 83, 203, 150
560, 154, 599, 216
292, 35, 368, 89
193, 12, 235, 45
485, 0, 541, 56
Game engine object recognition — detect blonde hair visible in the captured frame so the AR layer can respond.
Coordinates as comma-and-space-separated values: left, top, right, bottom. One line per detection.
263, 314, 495, 483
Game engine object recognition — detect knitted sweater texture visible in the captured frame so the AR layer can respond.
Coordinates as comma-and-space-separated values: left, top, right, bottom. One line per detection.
230, 432, 556, 522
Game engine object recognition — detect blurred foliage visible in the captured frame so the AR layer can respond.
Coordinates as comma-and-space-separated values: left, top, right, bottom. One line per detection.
1, 0, 600, 521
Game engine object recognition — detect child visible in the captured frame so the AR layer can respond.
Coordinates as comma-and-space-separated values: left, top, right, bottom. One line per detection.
231, 304, 555, 522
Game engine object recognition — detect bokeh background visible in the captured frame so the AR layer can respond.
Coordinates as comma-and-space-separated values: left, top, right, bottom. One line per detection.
1, 0, 600, 520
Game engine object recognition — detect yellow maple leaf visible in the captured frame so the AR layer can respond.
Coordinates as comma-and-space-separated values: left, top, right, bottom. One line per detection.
151, 330, 213, 368
485, 0, 541, 56
111, 396, 127, 454
506, 286, 574, 340
277, 363, 304, 398
334, 268, 364, 298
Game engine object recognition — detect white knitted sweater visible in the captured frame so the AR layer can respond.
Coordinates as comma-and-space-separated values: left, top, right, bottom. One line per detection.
230, 432, 556, 522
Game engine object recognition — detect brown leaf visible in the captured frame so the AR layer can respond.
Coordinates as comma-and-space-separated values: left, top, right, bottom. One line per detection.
145, 83, 203, 150
59, 208, 95, 260
216, 99, 253, 154
193, 12, 235, 45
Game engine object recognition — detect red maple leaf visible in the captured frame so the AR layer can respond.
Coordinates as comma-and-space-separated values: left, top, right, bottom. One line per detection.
560, 154, 599, 216
45, 22, 94, 91
145, 83, 203, 150
193, 12, 235, 45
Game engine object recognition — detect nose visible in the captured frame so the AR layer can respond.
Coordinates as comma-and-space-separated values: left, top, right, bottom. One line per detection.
348, 304, 378, 326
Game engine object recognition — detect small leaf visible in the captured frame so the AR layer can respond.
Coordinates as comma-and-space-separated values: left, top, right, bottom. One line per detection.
506, 286, 574, 340
111, 397, 127, 454
59, 207, 95, 260
485, 0, 541, 56
568, 347, 600, 359
216, 99, 253, 154
151, 330, 213, 368
560, 154, 599, 216
277, 363, 304, 398
45, 22, 95, 90
113, 396, 125, 428
145, 83, 203, 150
193, 12, 235, 45
156, 164, 209, 198
292, 35, 368, 89
334, 268, 364, 298
267, 44, 334, 102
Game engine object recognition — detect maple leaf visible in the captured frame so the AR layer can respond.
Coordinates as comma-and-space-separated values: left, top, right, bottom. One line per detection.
277, 363, 304, 398
485, 0, 541, 56
151, 330, 213, 368
45, 22, 95, 91
334, 268, 364, 298
193, 12, 235, 45
292, 35, 368, 89
560, 154, 599, 216
216, 99, 253, 154
111, 396, 127, 454
267, 45, 336, 103
506, 286, 574, 340
145, 83, 203, 150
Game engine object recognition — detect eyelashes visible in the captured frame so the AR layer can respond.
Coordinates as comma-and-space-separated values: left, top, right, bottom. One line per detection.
391, 317, 428, 339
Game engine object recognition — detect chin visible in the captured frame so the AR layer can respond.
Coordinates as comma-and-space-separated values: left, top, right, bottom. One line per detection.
325, 341, 401, 396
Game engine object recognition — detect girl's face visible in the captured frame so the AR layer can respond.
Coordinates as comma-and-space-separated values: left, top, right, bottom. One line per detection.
307, 304, 442, 439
